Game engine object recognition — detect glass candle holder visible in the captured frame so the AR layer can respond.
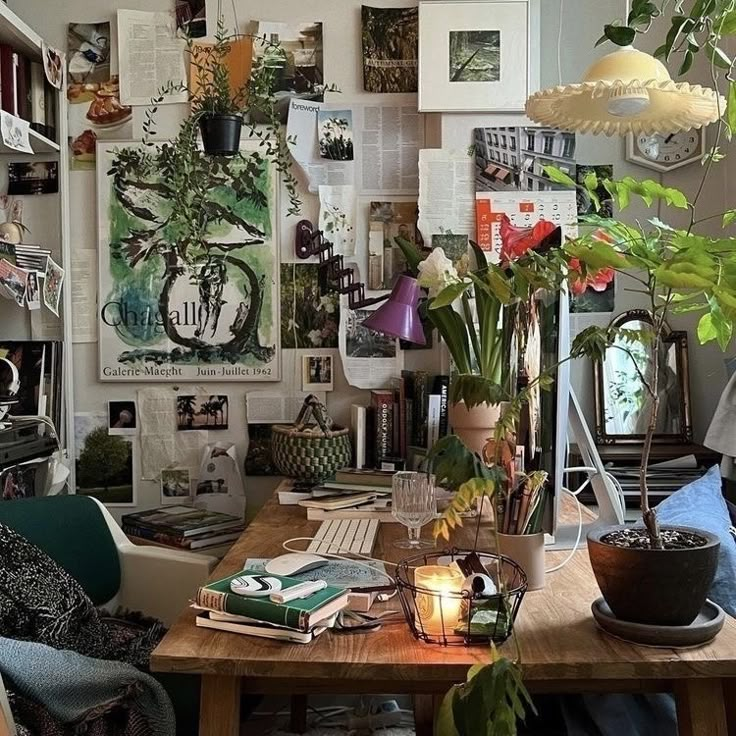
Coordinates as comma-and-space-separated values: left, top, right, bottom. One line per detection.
414, 565, 465, 637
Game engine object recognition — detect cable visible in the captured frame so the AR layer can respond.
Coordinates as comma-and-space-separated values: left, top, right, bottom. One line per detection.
557, 0, 564, 85
545, 486, 584, 573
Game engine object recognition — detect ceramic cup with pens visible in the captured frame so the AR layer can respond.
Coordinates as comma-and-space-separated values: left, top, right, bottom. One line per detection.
391, 471, 436, 549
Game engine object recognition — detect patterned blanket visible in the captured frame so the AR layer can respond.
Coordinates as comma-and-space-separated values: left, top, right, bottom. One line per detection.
0, 521, 175, 736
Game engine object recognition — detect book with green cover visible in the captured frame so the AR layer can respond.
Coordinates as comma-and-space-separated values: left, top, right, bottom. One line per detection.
195, 570, 349, 632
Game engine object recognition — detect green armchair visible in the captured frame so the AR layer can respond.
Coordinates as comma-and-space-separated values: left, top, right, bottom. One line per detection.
0, 494, 219, 735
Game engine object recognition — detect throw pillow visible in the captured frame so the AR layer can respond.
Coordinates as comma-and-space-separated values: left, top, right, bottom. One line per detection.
656, 465, 736, 617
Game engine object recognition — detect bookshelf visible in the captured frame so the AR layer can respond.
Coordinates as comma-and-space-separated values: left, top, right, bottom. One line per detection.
0, 3, 75, 486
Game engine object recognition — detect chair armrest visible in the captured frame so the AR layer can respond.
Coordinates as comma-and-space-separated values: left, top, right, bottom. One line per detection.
0, 672, 16, 736
117, 545, 218, 627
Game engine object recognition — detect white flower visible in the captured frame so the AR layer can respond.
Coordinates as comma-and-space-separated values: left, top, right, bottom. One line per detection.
308, 329, 323, 346
417, 248, 461, 298
319, 295, 335, 314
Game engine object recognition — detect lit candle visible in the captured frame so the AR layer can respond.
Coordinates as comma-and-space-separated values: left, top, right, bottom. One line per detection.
414, 565, 465, 637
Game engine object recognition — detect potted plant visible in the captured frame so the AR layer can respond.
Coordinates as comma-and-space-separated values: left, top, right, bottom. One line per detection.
149, 17, 302, 214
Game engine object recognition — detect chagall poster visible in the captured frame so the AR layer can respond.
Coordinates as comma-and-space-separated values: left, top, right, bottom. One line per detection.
97, 141, 280, 382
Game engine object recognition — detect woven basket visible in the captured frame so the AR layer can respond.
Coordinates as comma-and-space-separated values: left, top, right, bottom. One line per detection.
271, 394, 352, 483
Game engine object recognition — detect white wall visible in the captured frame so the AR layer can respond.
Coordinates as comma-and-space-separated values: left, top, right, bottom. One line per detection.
10, 0, 732, 519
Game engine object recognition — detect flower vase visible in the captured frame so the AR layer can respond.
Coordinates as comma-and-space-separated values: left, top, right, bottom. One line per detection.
448, 401, 505, 457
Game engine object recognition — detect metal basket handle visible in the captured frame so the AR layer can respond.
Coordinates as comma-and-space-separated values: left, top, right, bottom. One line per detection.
294, 394, 334, 435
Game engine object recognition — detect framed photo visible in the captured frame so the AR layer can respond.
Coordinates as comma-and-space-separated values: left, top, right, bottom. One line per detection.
108, 400, 137, 435
302, 355, 335, 392
418, 0, 540, 113
161, 468, 191, 504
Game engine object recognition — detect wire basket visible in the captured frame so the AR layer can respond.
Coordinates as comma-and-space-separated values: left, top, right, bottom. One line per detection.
395, 548, 527, 646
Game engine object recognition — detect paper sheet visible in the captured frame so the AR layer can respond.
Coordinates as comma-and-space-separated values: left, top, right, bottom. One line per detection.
117, 10, 187, 106
30, 308, 63, 340
245, 391, 327, 424
194, 442, 246, 518
339, 300, 403, 389
138, 387, 208, 479
318, 185, 356, 256
286, 100, 423, 195
417, 149, 476, 247
71, 249, 97, 343
1, 112, 33, 154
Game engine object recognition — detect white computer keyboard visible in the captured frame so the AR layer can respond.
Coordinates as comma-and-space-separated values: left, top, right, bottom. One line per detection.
307, 518, 380, 557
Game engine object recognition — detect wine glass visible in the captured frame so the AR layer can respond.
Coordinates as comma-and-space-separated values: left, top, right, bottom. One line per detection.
391, 472, 437, 549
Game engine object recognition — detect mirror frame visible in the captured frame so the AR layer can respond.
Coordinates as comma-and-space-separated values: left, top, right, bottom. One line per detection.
593, 309, 693, 445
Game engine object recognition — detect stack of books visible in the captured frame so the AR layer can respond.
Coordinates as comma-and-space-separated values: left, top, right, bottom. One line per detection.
194, 570, 349, 644
350, 371, 450, 471
121, 505, 244, 554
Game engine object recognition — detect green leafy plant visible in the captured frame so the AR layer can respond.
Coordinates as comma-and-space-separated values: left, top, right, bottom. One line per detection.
142, 16, 305, 215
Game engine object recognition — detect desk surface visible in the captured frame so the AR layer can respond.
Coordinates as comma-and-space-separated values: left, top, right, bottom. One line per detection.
151, 482, 736, 690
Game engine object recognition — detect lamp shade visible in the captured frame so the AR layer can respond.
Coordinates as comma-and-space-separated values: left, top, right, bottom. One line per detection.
362, 275, 426, 345
525, 46, 724, 136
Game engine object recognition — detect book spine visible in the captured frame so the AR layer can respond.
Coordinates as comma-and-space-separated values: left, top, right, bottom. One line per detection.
122, 523, 190, 548
350, 404, 367, 469
370, 390, 393, 468
398, 374, 407, 460
29, 61, 45, 134
391, 387, 400, 458
364, 406, 376, 472
413, 372, 429, 448
195, 588, 304, 631
427, 394, 441, 449
16, 55, 29, 121
0, 46, 14, 114
434, 375, 450, 438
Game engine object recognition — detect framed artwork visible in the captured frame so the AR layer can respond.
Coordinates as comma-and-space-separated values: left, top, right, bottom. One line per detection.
418, 0, 540, 113
97, 140, 280, 382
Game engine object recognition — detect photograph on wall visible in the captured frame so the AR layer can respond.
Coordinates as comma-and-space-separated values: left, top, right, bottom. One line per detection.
161, 467, 191, 503
473, 126, 577, 193
251, 21, 324, 122
67, 22, 132, 169
0, 259, 27, 306
1, 464, 38, 501
108, 400, 137, 435
280, 263, 339, 349
8, 162, 59, 195
43, 256, 64, 317
318, 110, 354, 161
576, 164, 614, 218
74, 412, 135, 506
344, 308, 396, 358
176, 394, 229, 431
432, 233, 469, 264
449, 30, 500, 82
302, 355, 334, 392
418, 1, 533, 112
368, 201, 419, 290
97, 141, 280, 382
244, 424, 278, 476
175, 0, 206, 38
361, 6, 418, 93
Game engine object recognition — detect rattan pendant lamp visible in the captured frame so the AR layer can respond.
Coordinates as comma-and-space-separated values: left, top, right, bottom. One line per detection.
525, 1, 724, 136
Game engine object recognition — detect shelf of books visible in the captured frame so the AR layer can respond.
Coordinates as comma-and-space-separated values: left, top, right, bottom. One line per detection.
0, 4, 75, 488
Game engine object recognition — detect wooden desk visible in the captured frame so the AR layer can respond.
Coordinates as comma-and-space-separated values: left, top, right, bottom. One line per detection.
151, 485, 736, 736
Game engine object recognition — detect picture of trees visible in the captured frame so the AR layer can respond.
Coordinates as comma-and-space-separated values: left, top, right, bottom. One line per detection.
176, 394, 229, 430
449, 30, 500, 82
75, 413, 134, 506
280, 264, 339, 349
362, 6, 418, 93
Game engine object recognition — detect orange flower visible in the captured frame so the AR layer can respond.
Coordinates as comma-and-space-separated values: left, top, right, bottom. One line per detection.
499, 215, 557, 262
568, 257, 615, 296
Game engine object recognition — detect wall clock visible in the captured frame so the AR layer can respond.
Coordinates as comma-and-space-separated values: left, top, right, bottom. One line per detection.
625, 129, 706, 172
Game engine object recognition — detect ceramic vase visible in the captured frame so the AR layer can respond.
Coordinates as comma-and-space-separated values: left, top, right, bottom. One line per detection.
448, 401, 505, 457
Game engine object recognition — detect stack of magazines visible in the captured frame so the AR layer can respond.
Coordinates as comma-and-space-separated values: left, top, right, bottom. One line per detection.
193, 570, 349, 644
121, 505, 244, 553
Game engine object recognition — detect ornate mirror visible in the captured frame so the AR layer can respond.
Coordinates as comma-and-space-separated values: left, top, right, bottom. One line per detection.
594, 309, 693, 445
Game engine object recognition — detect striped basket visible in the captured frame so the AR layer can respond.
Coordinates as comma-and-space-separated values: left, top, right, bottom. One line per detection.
271, 395, 352, 483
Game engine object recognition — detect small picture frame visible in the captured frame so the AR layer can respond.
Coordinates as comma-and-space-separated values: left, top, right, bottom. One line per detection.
160, 468, 191, 504
418, 0, 540, 113
108, 400, 137, 435
302, 354, 334, 392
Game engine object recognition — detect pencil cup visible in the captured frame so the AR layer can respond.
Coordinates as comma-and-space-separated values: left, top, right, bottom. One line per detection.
496, 533, 546, 591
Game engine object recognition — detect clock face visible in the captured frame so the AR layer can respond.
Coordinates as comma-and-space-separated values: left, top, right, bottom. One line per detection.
635, 132, 701, 166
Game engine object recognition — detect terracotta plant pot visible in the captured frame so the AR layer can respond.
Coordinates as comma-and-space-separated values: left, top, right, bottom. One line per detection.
448, 401, 506, 456
587, 525, 720, 626
199, 114, 242, 156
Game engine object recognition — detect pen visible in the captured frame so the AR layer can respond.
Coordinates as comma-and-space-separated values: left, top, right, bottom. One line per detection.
270, 580, 327, 604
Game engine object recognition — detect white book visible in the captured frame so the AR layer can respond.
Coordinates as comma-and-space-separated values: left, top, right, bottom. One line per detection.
195, 611, 326, 644
427, 394, 442, 449
350, 404, 367, 469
